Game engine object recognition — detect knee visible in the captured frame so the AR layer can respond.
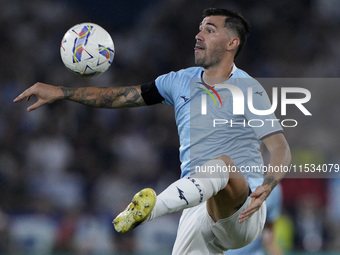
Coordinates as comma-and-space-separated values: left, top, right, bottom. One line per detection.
216, 155, 234, 166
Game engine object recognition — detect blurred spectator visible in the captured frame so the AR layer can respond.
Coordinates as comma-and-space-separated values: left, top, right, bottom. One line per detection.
135, 214, 180, 253
71, 213, 115, 254
8, 199, 57, 254
295, 194, 324, 252
0, 209, 10, 253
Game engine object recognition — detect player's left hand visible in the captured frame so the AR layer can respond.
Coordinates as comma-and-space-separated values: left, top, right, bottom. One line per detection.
238, 185, 271, 223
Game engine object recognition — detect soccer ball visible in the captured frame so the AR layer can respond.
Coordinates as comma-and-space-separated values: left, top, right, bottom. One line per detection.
60, 22, 114, 77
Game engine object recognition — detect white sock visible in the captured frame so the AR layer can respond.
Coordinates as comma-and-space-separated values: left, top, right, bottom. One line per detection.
147, 159, 229, 221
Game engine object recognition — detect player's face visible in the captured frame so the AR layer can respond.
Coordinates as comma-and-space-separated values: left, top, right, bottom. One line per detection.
194, 16, 231, 68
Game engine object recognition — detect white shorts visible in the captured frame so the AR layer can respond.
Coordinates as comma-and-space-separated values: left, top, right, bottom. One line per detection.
172, 196, 267, 255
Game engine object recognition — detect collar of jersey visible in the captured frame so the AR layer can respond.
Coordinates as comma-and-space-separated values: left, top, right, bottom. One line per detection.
200, 63, 237, 84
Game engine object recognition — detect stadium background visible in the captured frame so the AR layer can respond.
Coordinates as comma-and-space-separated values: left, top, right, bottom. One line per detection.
2, 0, 340, 254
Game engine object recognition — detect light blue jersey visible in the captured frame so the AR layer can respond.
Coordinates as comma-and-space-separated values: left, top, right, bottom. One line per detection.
226, 184, 283, 255
155, 65, 282, 190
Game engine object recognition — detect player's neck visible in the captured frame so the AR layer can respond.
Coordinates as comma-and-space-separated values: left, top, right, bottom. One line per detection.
202, 60, 234, 85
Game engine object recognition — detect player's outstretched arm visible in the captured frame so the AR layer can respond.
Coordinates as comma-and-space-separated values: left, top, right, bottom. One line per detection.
13, 82, 146, 111
238, 133, 291, 223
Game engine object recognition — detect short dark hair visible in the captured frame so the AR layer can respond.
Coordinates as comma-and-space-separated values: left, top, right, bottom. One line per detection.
203, 8, 250, 58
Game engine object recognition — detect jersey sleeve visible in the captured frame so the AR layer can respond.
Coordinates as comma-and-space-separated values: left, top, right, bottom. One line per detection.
244, 81, 283, 140
155, 71, 178, 106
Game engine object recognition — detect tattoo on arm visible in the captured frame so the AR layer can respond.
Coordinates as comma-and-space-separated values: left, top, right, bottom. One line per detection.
114, 87, 146, 108
61, 87, 77, 98
262, 176, 278, 190
60, 86, 146, 108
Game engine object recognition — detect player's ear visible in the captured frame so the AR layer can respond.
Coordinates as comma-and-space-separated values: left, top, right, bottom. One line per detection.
226, 37, 240, 52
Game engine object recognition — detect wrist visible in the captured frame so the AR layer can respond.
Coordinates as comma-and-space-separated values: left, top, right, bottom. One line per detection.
262, 176, 278, 193
261, 184, 273, 195
60, 86, 76, 100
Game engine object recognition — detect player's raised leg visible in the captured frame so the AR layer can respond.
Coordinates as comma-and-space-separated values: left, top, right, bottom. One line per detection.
207, 155, 250, 222
113, 157, 233, 233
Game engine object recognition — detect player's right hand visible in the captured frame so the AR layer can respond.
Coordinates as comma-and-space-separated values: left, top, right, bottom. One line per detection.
13, 82, 63, 112
238, 185, 270, 223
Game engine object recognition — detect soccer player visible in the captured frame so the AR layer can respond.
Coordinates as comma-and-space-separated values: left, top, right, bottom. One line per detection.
14, 8, 291, 254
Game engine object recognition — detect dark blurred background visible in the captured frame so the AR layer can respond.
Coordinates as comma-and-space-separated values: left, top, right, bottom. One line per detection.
1, 0, 340, 254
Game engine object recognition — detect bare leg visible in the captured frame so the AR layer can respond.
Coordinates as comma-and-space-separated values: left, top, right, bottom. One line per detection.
207, 155, 249, 222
